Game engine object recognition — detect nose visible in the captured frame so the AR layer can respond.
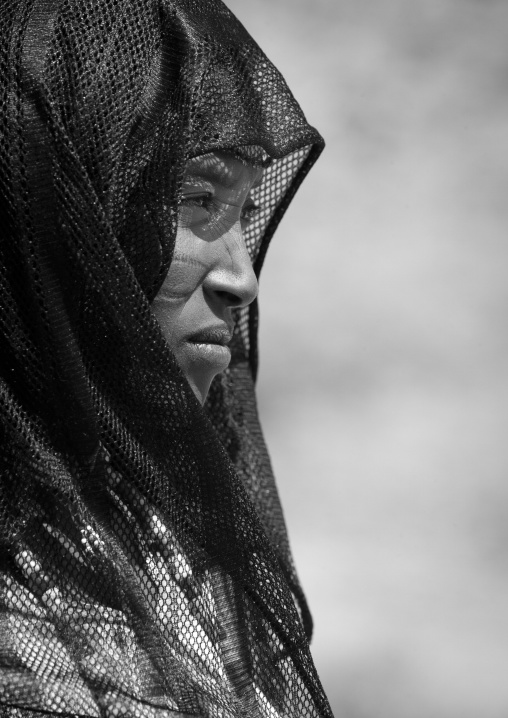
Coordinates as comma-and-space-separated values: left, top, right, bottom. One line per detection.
204, 221, 259, 309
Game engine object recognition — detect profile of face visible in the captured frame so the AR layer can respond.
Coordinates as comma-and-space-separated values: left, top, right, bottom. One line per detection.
152, 151, 261, 404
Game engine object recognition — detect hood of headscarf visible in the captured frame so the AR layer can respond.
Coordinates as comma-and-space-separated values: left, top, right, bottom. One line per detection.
0, 1, 329, 717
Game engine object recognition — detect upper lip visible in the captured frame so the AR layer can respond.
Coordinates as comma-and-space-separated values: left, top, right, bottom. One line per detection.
187, 325, 233, 346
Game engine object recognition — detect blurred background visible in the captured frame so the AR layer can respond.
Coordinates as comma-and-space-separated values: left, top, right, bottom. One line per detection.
226, 1, 508, 716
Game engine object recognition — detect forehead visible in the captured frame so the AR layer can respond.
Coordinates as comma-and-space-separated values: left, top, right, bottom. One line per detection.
184, 151, 264, 189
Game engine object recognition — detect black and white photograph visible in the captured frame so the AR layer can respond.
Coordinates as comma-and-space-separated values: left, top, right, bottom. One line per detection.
1, 1, 507, 717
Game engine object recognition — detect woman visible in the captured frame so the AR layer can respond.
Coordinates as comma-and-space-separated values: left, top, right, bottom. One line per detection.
0, 1, 329, 717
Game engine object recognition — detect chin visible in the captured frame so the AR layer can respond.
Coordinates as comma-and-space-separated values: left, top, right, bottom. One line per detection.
174, 340, 231, 405
186, 373, 215, 405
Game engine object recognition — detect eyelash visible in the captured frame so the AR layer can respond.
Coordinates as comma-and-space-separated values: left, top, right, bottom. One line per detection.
181, 192, 260, 224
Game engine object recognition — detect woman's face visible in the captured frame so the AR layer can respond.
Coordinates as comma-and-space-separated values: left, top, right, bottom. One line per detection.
152, 151, 262, 404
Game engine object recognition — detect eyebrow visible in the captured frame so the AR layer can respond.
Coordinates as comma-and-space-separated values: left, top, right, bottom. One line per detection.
184, 158, 264, 190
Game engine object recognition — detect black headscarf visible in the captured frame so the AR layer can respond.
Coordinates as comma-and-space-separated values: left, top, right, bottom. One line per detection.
0, 1, 329, 716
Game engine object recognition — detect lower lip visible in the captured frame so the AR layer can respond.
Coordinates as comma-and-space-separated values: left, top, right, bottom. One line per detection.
186, 342, 231, 370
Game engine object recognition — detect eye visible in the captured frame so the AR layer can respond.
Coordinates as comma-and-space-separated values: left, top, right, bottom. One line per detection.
179, 191, 215, 227
240, 199, 260, 226
181, 191, 213, 210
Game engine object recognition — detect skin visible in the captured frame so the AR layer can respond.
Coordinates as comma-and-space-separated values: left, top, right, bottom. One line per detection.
152, 151, 262, 404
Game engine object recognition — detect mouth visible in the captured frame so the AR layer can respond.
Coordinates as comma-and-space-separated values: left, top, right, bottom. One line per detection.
187, 325, 233, 347
184, 325, 233, 371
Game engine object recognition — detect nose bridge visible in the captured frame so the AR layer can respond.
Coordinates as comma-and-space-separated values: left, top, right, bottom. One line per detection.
210, 220, 258, 308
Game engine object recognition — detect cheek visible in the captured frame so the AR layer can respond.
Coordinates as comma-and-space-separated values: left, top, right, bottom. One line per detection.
159, 264, 200, 298
163, 229, 204, 296
151, 291, 182, 347
151, 231, 207, 346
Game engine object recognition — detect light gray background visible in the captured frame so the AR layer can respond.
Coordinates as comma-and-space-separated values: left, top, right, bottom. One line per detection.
226, 1, 508, 716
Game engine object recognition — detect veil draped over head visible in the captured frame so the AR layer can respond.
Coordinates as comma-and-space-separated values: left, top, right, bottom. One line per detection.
0, 1, 329, 717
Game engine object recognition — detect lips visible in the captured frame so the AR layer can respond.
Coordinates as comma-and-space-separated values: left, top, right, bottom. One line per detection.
186, 325, 233, 347
184, 325, 233, 371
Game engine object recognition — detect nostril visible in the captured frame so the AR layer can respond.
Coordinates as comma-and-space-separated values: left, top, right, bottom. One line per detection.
236, 270, 259, 308
217, 290, 243, 308
216, 279, 258, 308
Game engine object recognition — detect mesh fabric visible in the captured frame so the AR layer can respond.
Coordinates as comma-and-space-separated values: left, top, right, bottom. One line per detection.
0, 1, 329, 717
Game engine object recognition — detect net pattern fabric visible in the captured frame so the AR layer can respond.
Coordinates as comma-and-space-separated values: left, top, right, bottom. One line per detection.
0, 1, 329, 717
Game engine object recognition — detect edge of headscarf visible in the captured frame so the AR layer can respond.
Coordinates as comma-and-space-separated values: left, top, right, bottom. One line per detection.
250, 133, 325, 383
